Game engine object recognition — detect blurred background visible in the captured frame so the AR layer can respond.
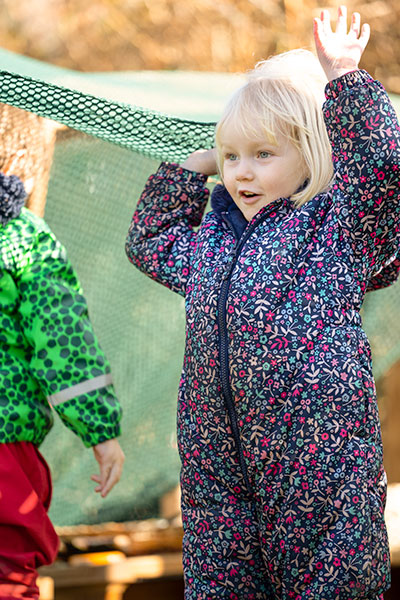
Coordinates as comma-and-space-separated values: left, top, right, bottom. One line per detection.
1, 2, 400, 597
0, 0, 399, 92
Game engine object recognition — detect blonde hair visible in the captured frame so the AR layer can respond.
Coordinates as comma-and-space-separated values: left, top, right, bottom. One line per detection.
215, 49, 334, 207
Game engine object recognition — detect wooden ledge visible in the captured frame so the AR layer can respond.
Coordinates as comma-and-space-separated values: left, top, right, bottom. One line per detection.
39, 551, 183, 587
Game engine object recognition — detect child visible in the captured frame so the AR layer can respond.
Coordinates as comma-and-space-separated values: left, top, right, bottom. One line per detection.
0, 106, 125, 600
126, 7, 398, 599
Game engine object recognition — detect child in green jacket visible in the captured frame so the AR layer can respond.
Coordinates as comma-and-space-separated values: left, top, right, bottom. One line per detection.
0, 105, 124, 600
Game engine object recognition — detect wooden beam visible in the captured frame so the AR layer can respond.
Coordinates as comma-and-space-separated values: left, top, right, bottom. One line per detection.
39, 552, 183, 588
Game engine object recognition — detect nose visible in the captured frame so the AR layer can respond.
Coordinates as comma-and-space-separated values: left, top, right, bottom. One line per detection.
235, 158, 254, 181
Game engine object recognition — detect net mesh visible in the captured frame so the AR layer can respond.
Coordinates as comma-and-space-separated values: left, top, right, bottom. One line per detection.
0, 71, 215, 161
0, 54, 399, 526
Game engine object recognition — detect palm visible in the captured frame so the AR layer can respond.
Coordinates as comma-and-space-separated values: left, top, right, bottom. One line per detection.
314, 7, 370, 81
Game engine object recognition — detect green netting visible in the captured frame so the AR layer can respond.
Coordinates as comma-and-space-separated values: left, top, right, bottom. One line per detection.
0, 48, 399, 525
43, 136, 185, 524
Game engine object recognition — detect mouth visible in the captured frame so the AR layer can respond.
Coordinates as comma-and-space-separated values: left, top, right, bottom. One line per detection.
239, 190, 261, 203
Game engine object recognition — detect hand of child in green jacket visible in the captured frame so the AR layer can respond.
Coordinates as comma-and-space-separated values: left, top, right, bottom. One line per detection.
91, 438, 125, 498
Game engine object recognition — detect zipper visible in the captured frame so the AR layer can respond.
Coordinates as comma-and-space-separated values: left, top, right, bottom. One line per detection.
217, 211, 271, 496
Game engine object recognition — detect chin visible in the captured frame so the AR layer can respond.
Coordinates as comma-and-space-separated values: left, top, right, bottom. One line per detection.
242, 208, 258, 222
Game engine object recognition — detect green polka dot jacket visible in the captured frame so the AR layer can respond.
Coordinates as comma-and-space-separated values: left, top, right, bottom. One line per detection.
0, 206, 121, 447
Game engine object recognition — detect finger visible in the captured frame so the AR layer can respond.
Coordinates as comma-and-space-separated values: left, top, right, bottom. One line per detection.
335, 5, 347, 36
100, 463, 122, 498
90, 474, 102, 493
350, 12, 361, 37
313, 17, 324, 48
320, 10, 332, 37
359, 23, 371, 50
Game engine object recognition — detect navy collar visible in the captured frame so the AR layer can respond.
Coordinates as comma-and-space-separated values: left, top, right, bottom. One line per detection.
210, 184, 248, 239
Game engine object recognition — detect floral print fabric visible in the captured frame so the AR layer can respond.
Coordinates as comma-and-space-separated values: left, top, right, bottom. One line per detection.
126, 70, 400, 599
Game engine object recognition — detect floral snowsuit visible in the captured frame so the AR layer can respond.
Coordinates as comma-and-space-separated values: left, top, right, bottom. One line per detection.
126, 70, 400, 599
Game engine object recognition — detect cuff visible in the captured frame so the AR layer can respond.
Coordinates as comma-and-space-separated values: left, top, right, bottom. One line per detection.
325, 69, 374, 100
154, 162, 209, 186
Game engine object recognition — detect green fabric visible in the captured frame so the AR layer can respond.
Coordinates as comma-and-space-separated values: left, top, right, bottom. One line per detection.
0, 207, 121, 447
0, 48, 243, 120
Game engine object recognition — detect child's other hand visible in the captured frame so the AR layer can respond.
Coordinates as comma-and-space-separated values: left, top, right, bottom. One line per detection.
313, 5, 370, 82
91, 438, 125, 498
181, 148, 218, 176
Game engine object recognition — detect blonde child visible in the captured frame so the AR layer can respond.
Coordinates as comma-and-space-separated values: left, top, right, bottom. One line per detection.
126, 7, 398, 599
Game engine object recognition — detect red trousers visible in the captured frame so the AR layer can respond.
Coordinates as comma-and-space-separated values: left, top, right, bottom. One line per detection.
0, 442, 59, 600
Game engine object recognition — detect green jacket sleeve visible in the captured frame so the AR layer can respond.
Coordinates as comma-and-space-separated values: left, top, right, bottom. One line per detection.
15, 225, 122, 447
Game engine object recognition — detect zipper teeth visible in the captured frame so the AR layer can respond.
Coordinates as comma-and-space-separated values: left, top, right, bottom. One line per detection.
217, 218, 267, 495
218, 282, 252, 494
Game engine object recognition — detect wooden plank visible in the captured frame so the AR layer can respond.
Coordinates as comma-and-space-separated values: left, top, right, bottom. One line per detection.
160, 485, 181, 520
38, 576, 54, 600
39, 552, 183, 588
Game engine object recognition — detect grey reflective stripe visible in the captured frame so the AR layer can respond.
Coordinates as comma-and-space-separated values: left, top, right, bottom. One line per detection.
47, 373, 113, 406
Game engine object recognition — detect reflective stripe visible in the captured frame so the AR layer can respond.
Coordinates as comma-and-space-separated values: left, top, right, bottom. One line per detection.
47, 373, 113, 406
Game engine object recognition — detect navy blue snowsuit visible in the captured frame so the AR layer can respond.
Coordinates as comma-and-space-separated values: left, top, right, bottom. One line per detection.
126, 70, 400, 599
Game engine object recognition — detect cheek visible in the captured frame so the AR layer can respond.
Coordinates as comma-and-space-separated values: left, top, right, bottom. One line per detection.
222, 170, 235, 193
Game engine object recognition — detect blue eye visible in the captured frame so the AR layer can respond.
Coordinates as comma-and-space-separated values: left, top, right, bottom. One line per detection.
259, 151, 270, 159
225, 153, 237, 161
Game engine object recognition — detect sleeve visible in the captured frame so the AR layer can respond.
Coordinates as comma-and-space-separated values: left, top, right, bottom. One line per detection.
367, 254, 400, 292
16, 230, 122, 448
125, 162, 209, 297
323, 70, 400, 278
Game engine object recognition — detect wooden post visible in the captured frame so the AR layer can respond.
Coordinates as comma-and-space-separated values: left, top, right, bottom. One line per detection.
0, 104, 58, 217
38, 576, 54, 600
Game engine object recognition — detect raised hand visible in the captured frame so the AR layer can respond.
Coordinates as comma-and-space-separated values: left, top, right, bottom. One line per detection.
313, 5, 370, 82
181, 148, 218, 176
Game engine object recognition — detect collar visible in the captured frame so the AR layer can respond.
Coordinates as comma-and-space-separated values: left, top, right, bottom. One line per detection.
211, 183, 296, 240
211, 184, 248, 239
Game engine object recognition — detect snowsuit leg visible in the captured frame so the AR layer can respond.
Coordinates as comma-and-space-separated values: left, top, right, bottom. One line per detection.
253, 440, 389, 600
0, 442, 59, 600
180, 460, 273, 600
236, 344, 391, 600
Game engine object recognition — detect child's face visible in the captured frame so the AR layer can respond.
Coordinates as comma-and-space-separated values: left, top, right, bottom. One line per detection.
220, 122, 307, 221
